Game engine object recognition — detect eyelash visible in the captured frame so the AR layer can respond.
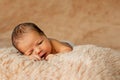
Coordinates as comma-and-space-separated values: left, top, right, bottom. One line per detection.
38, 40, 43, 45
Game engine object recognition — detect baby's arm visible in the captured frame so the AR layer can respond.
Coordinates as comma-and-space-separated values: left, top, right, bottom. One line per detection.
50, 39, 73, 53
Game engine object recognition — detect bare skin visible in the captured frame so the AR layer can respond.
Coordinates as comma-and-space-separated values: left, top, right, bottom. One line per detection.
17, 30, 73, 60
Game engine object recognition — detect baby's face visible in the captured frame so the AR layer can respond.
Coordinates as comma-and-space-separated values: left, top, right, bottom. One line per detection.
17, 31, 52, 60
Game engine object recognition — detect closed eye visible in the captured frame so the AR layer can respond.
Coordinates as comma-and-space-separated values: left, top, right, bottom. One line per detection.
38, 40, 43, 45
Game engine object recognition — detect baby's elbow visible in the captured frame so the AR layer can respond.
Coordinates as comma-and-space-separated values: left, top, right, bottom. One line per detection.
68, 47, 73, 52
62, 46, 73, 52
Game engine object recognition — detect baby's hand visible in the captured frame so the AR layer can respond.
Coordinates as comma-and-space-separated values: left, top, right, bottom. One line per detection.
28, 54, 55, 61
29, 55, 41, 61
45, 54, 55, 60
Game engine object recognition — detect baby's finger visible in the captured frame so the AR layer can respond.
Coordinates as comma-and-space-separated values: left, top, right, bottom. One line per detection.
46, 54, 54, 60
29, 55, 41, 61
34, 55, 41, 61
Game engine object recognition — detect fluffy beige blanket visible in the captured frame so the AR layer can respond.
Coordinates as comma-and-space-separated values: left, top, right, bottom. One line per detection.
0, 45, 120, 80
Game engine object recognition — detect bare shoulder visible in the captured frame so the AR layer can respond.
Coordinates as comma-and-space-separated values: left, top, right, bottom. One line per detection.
49, 38, 73, 53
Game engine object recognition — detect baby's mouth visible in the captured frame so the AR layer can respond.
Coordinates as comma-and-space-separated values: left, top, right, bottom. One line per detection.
39, 52, 48, 59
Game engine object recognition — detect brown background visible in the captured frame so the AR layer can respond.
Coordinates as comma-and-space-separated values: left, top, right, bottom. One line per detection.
0, 0, 120, 51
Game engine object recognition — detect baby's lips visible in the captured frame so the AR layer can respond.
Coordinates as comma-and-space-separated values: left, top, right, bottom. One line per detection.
38, 51, 46, 58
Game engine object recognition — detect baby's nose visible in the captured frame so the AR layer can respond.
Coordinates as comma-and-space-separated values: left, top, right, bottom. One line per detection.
34, 47, 42, 54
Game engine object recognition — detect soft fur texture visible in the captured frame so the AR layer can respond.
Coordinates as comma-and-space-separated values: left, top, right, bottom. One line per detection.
0, 45, 120, 80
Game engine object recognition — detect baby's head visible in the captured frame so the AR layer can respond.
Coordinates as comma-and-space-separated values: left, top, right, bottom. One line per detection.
11, 22, 52, 60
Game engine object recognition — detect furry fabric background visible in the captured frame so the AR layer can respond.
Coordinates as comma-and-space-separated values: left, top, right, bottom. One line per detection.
0, 0, 120, 51
0, 45, 120, 80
